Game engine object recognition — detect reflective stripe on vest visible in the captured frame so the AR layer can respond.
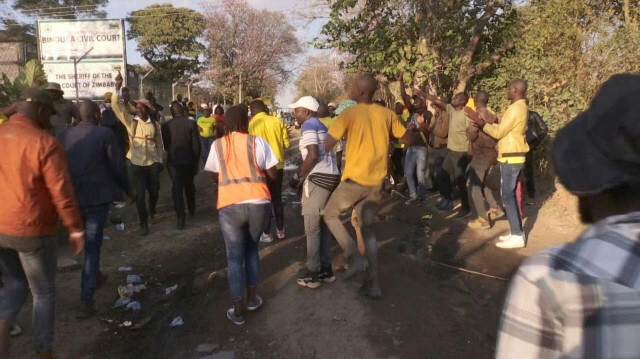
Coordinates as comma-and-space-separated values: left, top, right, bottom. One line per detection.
215, 135, 267, 187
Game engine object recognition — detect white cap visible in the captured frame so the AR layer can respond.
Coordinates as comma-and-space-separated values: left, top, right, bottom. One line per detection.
201, 103, 209, 109
328, 102, 337, 108
289, 96, 319, 112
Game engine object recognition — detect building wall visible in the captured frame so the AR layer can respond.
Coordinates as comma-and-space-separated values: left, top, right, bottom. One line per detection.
0, 42, 35, 79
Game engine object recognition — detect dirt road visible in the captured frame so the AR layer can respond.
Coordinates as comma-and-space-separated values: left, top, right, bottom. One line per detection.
8, 131, 584, 359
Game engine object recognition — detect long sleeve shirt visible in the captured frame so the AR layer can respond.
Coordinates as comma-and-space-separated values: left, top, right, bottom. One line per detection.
112, 90, 164, 167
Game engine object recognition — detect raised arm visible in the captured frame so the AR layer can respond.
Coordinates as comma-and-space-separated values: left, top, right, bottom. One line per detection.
415, 88, 447, 111
112, 73, 133, 132
398, 73, 413, 111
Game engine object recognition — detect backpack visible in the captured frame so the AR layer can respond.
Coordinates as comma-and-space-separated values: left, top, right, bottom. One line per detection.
526, 110, 548, 147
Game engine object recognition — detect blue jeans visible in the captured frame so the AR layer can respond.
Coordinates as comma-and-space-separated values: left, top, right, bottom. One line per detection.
404, 146, 428, 199
0, 236, 56, 352
200, 137, 214, 163
80, 204, 109, 304
500, 163, 524, 235
219, 203, 270, 302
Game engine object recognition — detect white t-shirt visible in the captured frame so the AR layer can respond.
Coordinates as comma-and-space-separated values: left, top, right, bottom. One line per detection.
204, 133, 278, 205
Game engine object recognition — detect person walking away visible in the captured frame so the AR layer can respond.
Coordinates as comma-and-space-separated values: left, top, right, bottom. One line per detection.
426, 106, 450, 192
399, 75, 432, 204
204, 105, 278, 326
390, 102, 410, 189
113, 72, 165, 236
465, 91, 502, 230
323, 75, 416, 298
58, 100, 131, 318
0, 88, 85, 358
420, 90, 472, 217
162, 102, 201, 229
100, 92, 129, 159
46, 82, 80, 135
213, 105, 225, 138
496, 74, 640, 359
523, 102, 548, 204
289, 97, 341, 289
466, 80, 529, 248
249, 100, 290, 242
197, 105, 216, 166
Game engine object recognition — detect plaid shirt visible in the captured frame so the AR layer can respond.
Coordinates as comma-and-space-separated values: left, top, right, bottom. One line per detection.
496, 212, 640, 359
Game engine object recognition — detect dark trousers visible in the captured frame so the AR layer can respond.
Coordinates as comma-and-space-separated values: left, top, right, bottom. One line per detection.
438, 150, 470, 211
130, 163, 162, 225
390, 147, 404, 184
265, 169, 285, 234
169, 165, 196, 220
426, 147, 447, 190
80, 204, 109, 304
524, 151, 535, 198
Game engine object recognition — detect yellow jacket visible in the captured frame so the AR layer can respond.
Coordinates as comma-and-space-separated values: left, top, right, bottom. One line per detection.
482, 99, 529, 164
249, 112, 290, 169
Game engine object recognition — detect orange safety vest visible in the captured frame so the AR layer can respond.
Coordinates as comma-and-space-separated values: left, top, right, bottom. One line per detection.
215, 132, 271, 209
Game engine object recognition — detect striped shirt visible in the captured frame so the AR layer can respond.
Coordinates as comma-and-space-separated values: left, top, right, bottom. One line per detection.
496, 211, 640, 359
300, 117, 340, 191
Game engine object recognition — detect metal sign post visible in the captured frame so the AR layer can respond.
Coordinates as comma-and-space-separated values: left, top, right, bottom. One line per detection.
72, 47, 94, 102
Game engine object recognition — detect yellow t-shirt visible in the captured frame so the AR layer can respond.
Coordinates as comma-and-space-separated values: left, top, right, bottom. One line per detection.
197, 116, 217, 138
446, 104, 471, 152
394, 112, 410, 149
249, 112, 290, 170
328, 103, 406, 186
319, 117, 337, 129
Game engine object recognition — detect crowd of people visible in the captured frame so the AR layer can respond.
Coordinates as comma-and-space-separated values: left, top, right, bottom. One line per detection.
1, 67, 640, 359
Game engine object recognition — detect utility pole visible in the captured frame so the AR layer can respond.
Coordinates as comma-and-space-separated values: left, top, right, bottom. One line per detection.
238, 72, 242, 104
139, 68, 155, 99
72, 47, 93, 102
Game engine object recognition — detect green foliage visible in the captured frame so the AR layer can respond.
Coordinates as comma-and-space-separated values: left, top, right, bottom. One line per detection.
128, 4, 205, 83
9, 0, 107, 19
0, 59, 47, 108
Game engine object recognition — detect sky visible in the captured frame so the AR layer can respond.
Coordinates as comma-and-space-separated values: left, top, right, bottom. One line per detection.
103, 0, 326, 106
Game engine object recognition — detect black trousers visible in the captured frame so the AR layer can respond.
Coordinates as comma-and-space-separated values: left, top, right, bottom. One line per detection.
130, 163, 162, 226
265, 169, 285, 233
390, 147, 404, 184
169, 165, 196, 220
438, 150, 470, 211
524, 151, 535, 198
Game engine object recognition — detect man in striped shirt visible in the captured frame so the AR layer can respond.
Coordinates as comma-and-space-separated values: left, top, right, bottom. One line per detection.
289, 96, 341, 289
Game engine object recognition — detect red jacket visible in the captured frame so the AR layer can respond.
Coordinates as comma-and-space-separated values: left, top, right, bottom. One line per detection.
0, 114, 83, 237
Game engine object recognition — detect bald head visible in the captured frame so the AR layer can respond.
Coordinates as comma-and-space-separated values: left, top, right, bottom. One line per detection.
509, 79, 528, 101
474, 91, 489, 107
350, 74, 378, 103
79, 100, 100, 124
171, 101, 186, 117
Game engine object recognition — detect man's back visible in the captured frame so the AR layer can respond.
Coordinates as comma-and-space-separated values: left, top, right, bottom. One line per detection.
249, 112, 289, 169
0, 114, 82, 237
328, 103, 406, 186
162, 116, 201, 167
58, 122, 129, 207
51, 98, 78, 130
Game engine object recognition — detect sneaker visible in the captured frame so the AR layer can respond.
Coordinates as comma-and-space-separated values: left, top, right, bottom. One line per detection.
276, 229, 286, 240
498, 233, 512, 241
9, 324, 22, 337
343, 255, 368, 280
360, 279, 382, 299
468, 217, 490, 230
455, 209, 471, 219
436, 199, 453, 211
226, 308, 245, 326
488, 207, 505, 219
247, 295, 264, 311
495, 234, 526, 249
405, 197, 419, 205
318, 266, 336, 283
260, 233, 274, 243
297, 268, 321, 289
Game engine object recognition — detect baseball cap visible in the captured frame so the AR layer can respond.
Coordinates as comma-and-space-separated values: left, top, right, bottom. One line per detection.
20, 87, 56, 113
201, 103, 209, 109
552, 74, 640, 195
289, 96, 319, 112
328, 102, 337, 108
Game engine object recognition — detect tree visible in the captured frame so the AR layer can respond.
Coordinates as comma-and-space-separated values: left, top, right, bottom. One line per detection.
317, 0, 516, 96
202, 0, 301, 104
128, 4, 205, 83
4, 0, 107, 19
295, 58, 345, 103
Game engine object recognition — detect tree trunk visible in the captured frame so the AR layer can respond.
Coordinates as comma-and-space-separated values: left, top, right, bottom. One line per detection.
624, 0, 632, 25
453, 0, 503, 94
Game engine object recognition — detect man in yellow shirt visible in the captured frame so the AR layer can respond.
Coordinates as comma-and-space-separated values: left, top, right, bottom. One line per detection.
197, 105, 216, 165
323, 74, 417, 298
467, 79, 530, 249
249, 100, 290, 242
